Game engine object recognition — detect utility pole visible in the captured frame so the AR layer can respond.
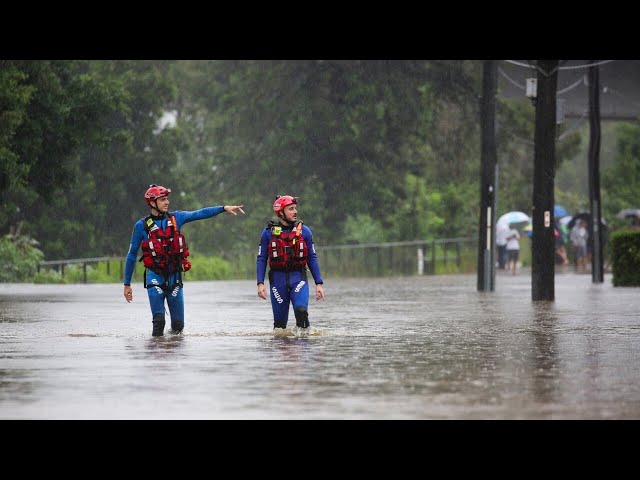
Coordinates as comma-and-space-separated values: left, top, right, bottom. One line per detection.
588, 60, 604, 283
477, 60, 498, 292
531, 60, 558, 301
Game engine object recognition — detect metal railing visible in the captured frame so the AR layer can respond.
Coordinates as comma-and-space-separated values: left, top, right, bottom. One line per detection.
38, 257, 124, 284
38, 237, 478, 283
319, 237, 476, 278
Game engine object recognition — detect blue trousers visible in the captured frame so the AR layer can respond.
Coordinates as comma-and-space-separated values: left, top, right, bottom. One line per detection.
145, 270, 184, 322
268, 269, 309, 327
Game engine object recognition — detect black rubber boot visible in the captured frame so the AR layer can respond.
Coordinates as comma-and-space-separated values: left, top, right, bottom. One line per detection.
274, 320, 287, 329
152, 314, 165, 336
294, 307, 309, 328
170, 319, 184, 334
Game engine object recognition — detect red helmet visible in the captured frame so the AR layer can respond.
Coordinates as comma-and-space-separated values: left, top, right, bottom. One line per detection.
145, 184, 171, 205
273, 195, 297, 214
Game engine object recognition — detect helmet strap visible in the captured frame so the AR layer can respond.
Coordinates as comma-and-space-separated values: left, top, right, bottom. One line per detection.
279, 210, 293, 226
150, 200, 164, 216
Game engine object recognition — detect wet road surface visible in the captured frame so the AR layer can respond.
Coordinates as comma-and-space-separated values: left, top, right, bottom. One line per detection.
1, 272, 639, 419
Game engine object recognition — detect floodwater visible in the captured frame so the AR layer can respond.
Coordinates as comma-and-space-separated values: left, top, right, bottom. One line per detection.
1, 272, 639, 419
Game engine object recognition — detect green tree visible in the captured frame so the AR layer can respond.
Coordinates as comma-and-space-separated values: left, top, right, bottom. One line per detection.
602, 122, 640, 227
0, 61, 126, 251
12, 61, 182, 259
0, 62, 33, 196
171, 60, 482, 252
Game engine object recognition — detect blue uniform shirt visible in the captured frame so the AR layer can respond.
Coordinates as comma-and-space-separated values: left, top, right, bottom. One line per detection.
256, 221, 323, 285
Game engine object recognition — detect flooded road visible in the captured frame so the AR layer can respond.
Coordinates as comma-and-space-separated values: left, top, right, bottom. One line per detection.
1, 272, 639, 419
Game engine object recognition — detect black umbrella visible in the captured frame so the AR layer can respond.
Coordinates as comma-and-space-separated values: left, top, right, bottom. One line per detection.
616, 208, 640, 220
567, 212, 589, 230
567, 212, 607, 230
567, 212, 610, 250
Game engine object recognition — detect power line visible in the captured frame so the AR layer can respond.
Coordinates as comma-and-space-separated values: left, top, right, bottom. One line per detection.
498, 67, 525, 90
504, 60, 616, 76
498, 67, 586, 96
559, 60, 615, 70
503, 60, 534, 69
557, 75, 585, 95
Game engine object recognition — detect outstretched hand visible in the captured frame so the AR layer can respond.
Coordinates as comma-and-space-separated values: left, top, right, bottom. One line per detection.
224, 205, 245, 215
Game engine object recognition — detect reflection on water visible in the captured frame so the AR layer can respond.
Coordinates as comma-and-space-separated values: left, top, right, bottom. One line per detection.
0, 275, 639, 419
530, 302, 559, 405
145, 334, 185, 354
267, 337, 313, 400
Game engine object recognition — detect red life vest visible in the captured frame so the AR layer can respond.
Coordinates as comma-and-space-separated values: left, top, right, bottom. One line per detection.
268, 222, 308, 270
139, 214, 191, 274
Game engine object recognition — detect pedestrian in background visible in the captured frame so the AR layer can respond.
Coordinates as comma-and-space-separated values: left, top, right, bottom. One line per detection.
570, 219, 589, 273
496, 222, 509, 269
505, 225, 521, 275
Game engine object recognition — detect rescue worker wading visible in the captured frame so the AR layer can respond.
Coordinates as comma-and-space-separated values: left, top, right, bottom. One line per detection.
123, 184, 245, 336
257, 195, 325, 331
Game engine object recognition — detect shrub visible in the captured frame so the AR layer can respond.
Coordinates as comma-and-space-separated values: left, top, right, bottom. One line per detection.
0, 235, 44, 282
33, 269, 68, 284
180, 255, 233, 281
610, 230, 640, 286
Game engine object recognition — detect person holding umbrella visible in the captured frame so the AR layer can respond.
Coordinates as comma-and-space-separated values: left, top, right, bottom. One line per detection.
496, 222, 509, 269
505, 223, 521, 275
570, 219, 589, 273
616, 208, 640, 230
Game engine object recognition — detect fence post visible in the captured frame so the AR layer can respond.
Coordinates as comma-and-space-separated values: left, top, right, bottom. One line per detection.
83, 263, 87, 284
431, 240, 436, 274
417, 248, 424, 275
